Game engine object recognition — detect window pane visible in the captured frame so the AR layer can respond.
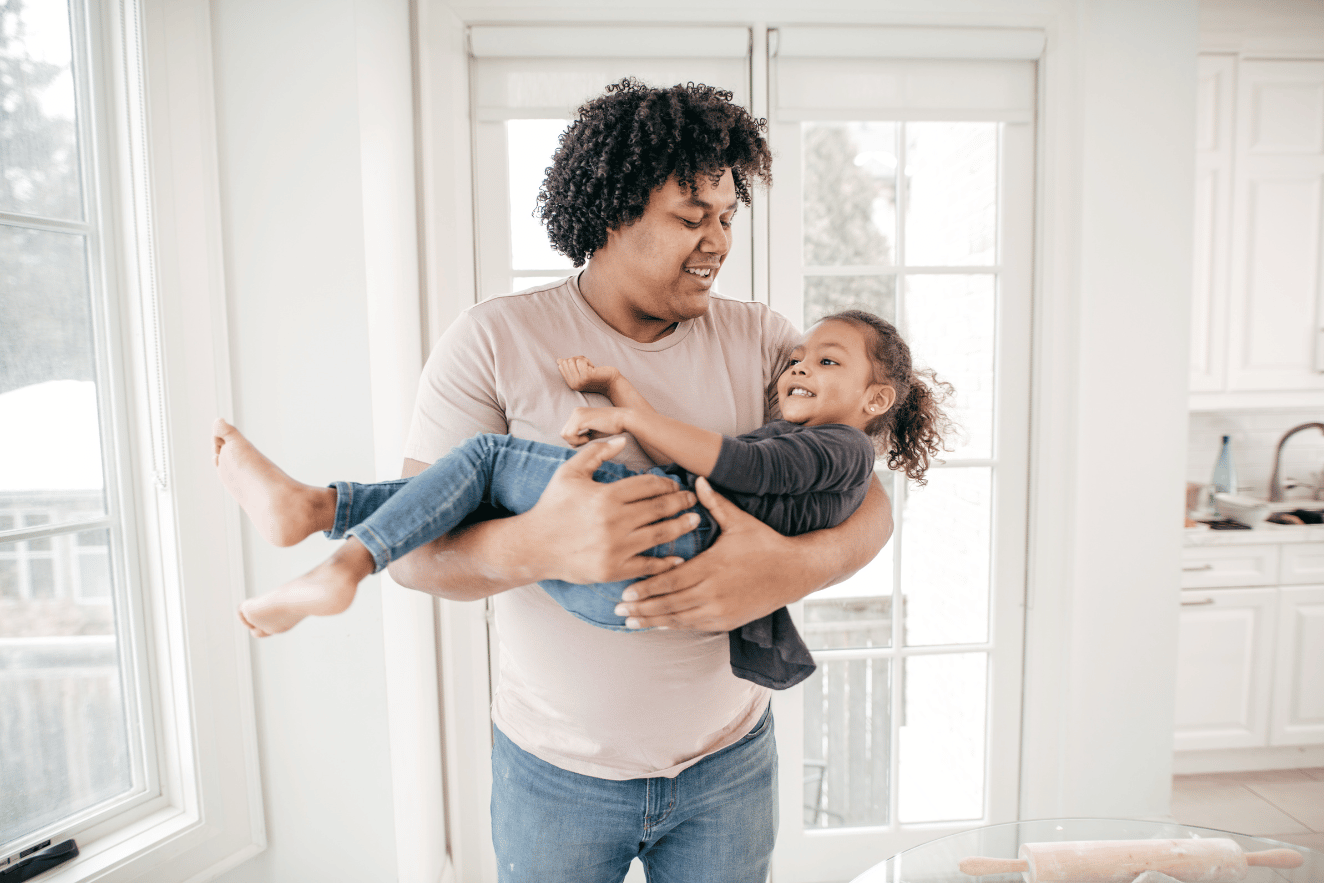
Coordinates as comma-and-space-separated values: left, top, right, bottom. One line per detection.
898, 653, 986, 823
803, 275, 895, 328
0, 534, 129, 846
0, 226, 106, 529
0, 227, 95, 392
804, 597, 892, 652
506, 119, 574, 272
802, 122, 897, 267
806, 470, 893, 652
76, 528, 110, 599
904, 123, 997, 266
901, 467, 991, 647
0, 0, 83, 220
803, 657, 891, 829
903, 275, 995, 460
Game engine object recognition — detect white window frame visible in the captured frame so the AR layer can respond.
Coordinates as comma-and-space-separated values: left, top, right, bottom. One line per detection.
5, 0, 265, 879
764, 28, 1037, 881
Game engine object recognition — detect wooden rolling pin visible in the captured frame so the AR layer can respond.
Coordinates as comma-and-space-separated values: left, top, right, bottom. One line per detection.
958, 838, 1303, 882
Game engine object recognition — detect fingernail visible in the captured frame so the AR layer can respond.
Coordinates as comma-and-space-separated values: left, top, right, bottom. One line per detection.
621, 589, 638, 601
687, 513, 700, 527
625, 617, 642, 629
615, 604, 628, 616
687, 492, 697, 506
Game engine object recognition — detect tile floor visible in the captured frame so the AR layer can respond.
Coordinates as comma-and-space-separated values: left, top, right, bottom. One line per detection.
1170, 768, 1323, 852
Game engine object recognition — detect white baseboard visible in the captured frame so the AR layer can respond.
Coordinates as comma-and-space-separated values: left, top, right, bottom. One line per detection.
1174, 744, 1324, 774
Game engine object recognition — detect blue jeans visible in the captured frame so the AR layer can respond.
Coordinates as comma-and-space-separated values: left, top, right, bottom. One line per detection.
326, 434, 715, 630
490, 705, 778, 883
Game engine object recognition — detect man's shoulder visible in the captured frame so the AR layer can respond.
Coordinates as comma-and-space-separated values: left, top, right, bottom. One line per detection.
700, 293, 798, 340
465, 277, 578, 323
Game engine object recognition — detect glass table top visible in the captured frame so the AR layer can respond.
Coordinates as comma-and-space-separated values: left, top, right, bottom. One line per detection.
849, 819, 1323, 883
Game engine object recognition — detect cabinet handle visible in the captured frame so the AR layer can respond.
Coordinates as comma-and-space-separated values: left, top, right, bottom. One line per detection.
1182, 564, 1215, 572
1181, 598, 1216, 606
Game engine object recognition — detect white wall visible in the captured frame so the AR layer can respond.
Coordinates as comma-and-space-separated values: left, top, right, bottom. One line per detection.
1020, 0, 1195, 818
206, 0, 439, 880
199, 0, 1200, 878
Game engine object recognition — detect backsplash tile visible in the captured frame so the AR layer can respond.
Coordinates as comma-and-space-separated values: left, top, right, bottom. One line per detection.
1188, 409, 1324, 499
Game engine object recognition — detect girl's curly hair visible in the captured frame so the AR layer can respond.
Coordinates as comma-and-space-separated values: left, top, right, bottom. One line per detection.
820, 310, 956, 485
537, 78, 773, 266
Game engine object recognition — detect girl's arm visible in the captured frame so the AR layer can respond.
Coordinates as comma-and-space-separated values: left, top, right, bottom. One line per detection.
557, 356, 716, 468
560, 356, 874, 494
560, 406, 723, 477
557, 356, 653, 412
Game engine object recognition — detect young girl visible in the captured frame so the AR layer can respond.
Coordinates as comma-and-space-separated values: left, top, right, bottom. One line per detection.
213, 309, 952, 688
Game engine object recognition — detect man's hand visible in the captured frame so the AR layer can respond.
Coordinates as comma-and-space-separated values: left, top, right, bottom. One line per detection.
560, 406, 630, 447
557, 356, 620, 396
387, 436, 698, 598
613, 477, 815, 631
506, 436, 695, 585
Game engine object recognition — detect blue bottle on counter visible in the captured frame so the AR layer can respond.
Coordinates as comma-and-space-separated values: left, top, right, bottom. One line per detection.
1211, 435, 1237, 495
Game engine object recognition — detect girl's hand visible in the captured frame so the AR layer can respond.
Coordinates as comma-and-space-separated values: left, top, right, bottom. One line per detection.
557, 356, 621, 396
561, 406, 629, 446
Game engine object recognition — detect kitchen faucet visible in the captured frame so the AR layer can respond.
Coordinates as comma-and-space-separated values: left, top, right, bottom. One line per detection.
1267, 422, 1324, 502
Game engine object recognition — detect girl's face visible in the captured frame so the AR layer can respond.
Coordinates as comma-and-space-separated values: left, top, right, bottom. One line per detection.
777, 320, 896, 430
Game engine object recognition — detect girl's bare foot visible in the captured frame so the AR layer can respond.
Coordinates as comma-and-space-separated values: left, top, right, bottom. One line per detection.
238, 539, 375, 637
213, 418, 336, 546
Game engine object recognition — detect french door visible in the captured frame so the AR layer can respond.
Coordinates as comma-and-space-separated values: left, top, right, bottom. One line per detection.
765, 31, 1036, 881
464, 25, 1038, 882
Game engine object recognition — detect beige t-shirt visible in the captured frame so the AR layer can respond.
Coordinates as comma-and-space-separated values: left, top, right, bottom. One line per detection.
404, 275, 799, 780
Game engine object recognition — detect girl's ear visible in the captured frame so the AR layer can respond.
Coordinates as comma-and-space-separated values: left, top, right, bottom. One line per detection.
865, 384, 897, 417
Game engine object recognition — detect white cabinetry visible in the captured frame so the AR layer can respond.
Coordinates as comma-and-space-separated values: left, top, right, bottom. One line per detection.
1190, 55, 1324, 409
1176, 539, 1324, 753
1271, 586, 1325, 746
1175, 586, 1276, 750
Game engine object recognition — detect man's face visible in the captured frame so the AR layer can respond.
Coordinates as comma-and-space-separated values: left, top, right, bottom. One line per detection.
598, 169, 738, 327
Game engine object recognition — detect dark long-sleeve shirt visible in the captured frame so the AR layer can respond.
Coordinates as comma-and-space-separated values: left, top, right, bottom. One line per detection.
665, 420, 877, 689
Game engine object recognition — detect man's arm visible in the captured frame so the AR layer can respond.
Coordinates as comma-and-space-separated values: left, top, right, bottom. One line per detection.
613, 475, 893, 631
386, 438, 698, 601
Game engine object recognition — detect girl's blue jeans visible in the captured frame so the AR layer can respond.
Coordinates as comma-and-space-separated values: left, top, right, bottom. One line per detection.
327, 433, 714, 630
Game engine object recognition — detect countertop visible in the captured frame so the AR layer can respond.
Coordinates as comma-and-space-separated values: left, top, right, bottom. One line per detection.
1184, 521, 1323, 546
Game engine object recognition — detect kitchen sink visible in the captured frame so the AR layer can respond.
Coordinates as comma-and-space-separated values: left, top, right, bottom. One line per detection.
1266, 506, 1324, 525
1215, 494, 1323, 526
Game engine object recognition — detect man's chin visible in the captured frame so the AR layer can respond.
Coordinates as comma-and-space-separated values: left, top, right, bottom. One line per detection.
672, 292, 713, 319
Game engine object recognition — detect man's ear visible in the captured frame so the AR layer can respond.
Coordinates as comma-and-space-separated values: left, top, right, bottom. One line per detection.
866, 384, 897, 417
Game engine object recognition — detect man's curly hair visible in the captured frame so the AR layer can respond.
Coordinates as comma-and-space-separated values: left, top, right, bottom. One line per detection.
536, 78, 773, 267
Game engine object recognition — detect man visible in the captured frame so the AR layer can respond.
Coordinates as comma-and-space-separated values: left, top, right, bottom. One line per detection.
389, 79, 892, 882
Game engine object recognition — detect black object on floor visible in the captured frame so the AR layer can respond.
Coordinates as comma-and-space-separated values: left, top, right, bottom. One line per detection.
0, 840, 78, 881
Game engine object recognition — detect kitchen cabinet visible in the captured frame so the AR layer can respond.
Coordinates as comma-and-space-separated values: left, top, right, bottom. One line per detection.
1270, 585, 1324, 746
1190, 55, 1324, 410
1175, 585, 1277, 750
1176, 536, 1324, 752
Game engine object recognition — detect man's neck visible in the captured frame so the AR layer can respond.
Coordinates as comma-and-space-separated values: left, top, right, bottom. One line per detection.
578, 264, 678, 344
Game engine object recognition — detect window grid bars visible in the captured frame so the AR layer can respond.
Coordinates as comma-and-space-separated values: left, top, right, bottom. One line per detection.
800, 120, 1000, 832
